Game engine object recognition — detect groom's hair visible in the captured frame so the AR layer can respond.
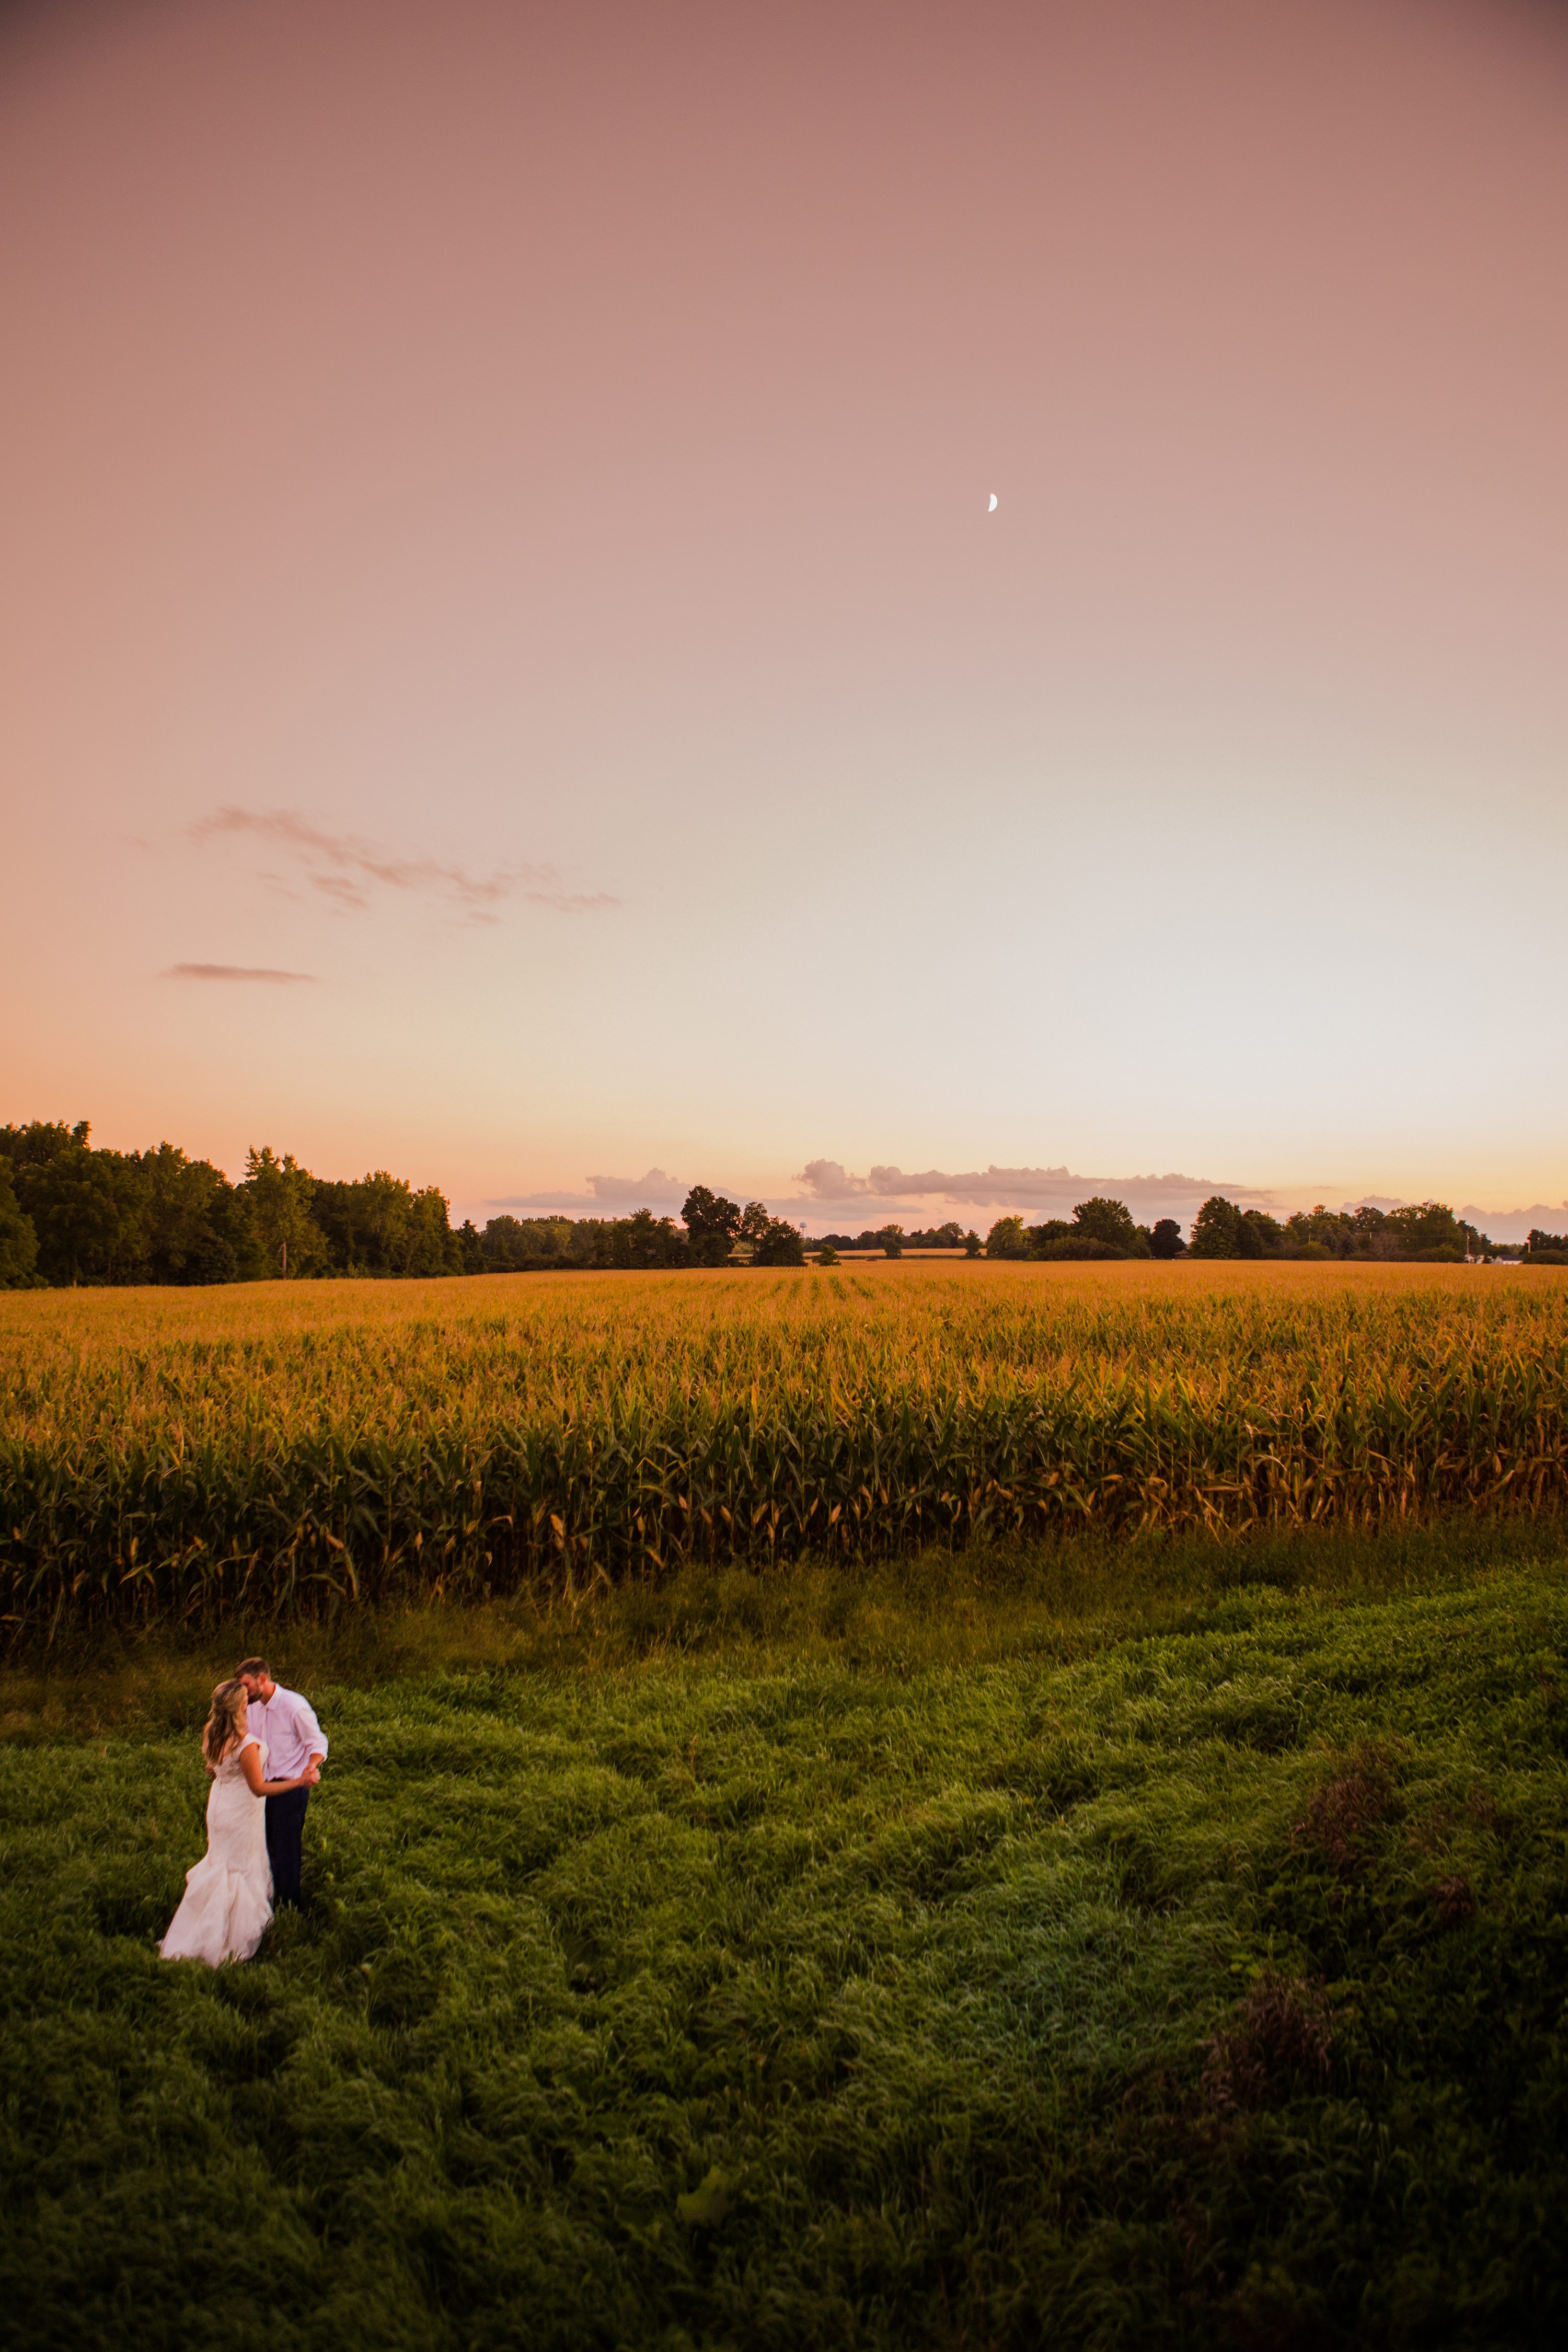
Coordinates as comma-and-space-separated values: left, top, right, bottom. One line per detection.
235, 1655, 271, 1680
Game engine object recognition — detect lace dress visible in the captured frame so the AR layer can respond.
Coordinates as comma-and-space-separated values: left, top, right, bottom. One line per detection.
159, 1732, 274, 1965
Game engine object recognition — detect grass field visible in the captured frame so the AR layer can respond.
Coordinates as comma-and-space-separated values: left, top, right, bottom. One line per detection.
6, 1270, 1567, 2343
4, 1525, 1567, 2349
6, 1261, 1568, 1637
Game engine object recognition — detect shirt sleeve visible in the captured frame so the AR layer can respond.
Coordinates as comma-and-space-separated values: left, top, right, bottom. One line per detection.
293, 1693, 328, 1759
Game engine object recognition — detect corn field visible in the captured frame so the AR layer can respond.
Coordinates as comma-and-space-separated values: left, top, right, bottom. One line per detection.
4, 1261, 1568, 1635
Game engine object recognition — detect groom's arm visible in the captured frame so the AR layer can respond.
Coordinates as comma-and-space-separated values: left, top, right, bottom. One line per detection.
293, 1693, 329, 1774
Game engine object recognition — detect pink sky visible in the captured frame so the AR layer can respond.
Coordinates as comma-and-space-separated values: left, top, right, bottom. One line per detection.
3, 0, 1567, 1236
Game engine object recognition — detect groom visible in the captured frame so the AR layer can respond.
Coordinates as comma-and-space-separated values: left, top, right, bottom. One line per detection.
236, 1656, 328, 1908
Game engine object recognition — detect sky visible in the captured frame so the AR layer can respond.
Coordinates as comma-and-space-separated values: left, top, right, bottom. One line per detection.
3, 0, 1566, 1238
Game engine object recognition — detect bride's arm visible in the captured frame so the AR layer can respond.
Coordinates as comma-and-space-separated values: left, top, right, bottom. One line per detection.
237, 1744, 321, 1797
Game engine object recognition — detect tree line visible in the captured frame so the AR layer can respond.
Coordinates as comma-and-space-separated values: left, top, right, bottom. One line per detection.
982, 1194, 1524, 1263
0, 1119, 1542, 1287
0, 1125, 808, 1287
480, 1188, 806, 1273
814, 1222, 982, 1256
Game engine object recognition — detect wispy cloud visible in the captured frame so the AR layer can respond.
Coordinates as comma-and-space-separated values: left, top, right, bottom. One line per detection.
189, 806, 617, 920
165, 962, 317, 984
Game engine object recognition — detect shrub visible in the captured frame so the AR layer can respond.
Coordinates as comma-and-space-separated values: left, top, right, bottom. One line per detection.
1202, 1974, 1334, 2113
1291, 1746, 1398, 1876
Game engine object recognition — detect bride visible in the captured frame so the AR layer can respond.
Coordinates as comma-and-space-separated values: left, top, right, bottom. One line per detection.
159, 1677, 320, 1966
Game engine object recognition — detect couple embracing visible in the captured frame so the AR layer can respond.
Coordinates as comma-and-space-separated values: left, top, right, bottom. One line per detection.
159, 1656, 328, 1967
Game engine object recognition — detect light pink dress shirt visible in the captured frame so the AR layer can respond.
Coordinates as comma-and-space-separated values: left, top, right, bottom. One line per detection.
246, 1684, 328, 1781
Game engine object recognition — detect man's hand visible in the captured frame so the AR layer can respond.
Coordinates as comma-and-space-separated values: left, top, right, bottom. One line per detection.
305, 1754, 324, 1784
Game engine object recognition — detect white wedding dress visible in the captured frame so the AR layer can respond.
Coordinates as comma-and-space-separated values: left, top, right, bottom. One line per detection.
159, 1732, 274, 1965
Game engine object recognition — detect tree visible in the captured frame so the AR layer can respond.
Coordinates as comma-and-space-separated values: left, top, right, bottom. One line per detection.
135, 1143, 246, 1283
682, 1185, 742, 1266
1149, 1217, 1186, 1260
817, 1241, 841, 1265
1, 1128, 253, 1286
1188, 1196, 1243, 1259
1027, 1218, 1075, 1251
199, 1180, 265, 1283
0, 1158, 38, 1286
0, 1118, 91, 1173
985, 1215, 1030, 1260
964, 1230, 981, 1259
23, 1146, 147, 1284
2, 1122, 113, 1283
312, 1170, 455, 1275
241, 1148, 326, 1277
1385, 1201, 1463, 1258
1073, 1196, 1139, 1253
754, 1217, 806, 1267
407, 1185, 458, 1275
880, 1223, 904, 1259
625, 1209, 687, 1267
480, 1215, 574, 1269
1285, 1204, 1362, 1258
738, 1201, 773, 1251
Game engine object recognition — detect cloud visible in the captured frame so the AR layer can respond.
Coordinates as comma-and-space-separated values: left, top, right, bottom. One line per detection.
795, 1159, 871, 1198
484, 1158, 1285, 1232
164, 962, 316, 984
1349, 1194, 1568, 1242
464, 1159, 1567, 1241
1458, 1199, 1568, 1242
189, 806, 617, 920
793, 1160, 1273, 1212
491, 1168, 687, 1212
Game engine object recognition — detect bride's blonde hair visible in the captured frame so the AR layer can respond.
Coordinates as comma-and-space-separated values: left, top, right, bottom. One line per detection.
202, 1677, 251, 1771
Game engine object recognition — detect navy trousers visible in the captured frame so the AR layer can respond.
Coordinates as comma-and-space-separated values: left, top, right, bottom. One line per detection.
265, 1786, 309, 1908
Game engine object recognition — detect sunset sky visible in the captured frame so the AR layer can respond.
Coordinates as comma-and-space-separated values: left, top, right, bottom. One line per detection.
4, 0, 1566, 1236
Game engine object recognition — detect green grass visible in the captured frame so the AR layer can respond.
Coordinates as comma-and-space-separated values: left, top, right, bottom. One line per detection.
4, 1527, 1567, 2349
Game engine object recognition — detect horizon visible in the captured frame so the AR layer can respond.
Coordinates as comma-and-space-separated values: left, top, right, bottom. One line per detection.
5, 1112, 1565, 1245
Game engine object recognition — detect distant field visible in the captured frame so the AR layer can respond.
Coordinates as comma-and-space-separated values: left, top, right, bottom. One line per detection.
4, 1262, 1568, 1635
3, 1537, 1566, 2348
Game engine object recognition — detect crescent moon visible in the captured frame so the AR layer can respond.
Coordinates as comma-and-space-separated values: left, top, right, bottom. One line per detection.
988, 493, 998, 511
